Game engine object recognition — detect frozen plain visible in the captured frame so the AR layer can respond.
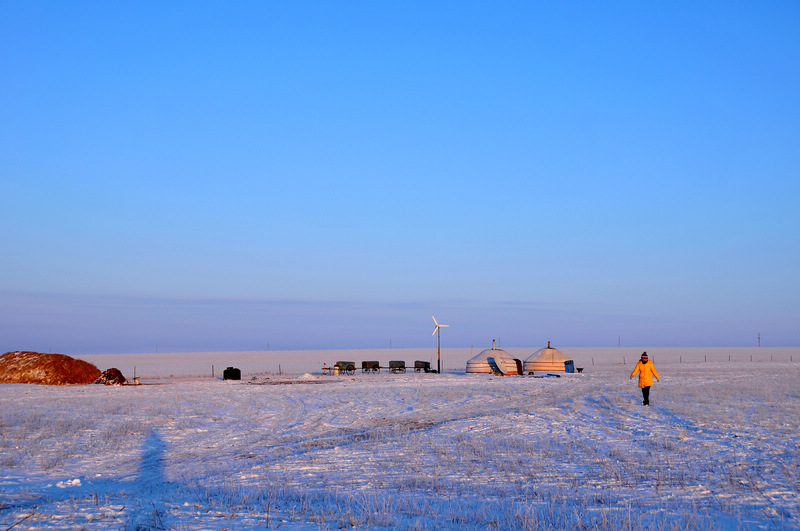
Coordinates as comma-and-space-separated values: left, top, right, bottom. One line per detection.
1, 347, 799, 530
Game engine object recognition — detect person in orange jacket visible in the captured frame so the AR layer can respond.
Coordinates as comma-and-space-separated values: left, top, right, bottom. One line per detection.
630, 351, 660, 406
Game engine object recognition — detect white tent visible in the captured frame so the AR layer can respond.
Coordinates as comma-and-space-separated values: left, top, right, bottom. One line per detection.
465, 344, 521, 375
523, 342, 574, 373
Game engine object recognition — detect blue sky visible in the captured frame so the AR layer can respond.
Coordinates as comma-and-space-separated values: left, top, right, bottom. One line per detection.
2, 1, 798, 353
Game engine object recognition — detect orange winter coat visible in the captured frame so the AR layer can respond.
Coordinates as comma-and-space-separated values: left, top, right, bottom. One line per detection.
631, 360, 660, 388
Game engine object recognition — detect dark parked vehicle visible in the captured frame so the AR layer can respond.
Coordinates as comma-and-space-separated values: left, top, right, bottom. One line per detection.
414, 360, 431, 373
362, 361, 380, 373
334, 361, 356, 375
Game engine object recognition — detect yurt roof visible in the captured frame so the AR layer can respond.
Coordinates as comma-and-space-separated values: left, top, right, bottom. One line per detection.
524, 342, 571, 363
468, 347, 517, 363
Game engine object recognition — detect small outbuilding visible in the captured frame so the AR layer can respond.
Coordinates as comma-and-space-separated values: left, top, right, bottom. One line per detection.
465, 342, 522, 375
223, 367, 241, 380
523, 342, 574, 374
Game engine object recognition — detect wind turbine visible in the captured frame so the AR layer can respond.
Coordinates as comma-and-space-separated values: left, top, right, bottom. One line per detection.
432, 316, 449, 374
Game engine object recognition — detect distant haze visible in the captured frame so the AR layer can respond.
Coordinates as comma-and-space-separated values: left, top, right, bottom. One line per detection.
1, 292, 795, 355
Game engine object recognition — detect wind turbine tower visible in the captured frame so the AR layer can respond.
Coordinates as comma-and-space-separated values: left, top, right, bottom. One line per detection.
432, 316, 449, 374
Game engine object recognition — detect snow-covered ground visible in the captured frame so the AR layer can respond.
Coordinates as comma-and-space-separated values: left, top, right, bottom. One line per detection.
2, 347, 799, 529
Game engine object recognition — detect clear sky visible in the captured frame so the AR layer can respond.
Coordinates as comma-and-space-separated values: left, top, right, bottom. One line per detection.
2, 1, 798, 354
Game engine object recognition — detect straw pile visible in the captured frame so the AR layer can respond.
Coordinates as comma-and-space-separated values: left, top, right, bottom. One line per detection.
0, 351, 101, 385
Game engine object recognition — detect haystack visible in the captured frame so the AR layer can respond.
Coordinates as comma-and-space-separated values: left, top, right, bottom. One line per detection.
93, 368, 127, 386
0, 351, 101, 385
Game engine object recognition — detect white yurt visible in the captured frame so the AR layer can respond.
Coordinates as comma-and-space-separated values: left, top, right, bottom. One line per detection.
523, 342, 574, 373
465, 342, 522, 375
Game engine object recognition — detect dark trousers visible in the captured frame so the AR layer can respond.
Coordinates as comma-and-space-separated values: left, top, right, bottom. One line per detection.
641, 386, 651, 405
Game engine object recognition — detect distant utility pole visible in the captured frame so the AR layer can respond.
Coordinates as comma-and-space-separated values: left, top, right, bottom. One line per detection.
758, 332, 761, 347
618, 335, 621, 348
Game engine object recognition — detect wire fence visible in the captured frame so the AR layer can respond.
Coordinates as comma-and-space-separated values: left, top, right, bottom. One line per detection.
586, 353, 796, 367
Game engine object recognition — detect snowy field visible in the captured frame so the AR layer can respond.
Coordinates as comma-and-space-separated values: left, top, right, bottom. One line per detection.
2, 347, 799, 530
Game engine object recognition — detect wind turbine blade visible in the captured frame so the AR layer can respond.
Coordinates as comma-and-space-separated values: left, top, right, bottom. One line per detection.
432, 316, 439, 326
432, 326, 438, 336
440, 324, 450, 328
